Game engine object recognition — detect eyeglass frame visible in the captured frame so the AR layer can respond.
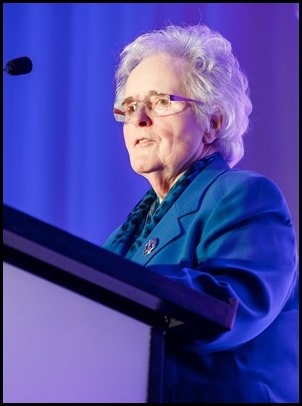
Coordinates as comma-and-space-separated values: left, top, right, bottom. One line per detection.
113, 92, 205, 123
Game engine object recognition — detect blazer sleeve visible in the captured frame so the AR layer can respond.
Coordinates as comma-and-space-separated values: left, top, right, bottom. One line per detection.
149, 173, 298, 350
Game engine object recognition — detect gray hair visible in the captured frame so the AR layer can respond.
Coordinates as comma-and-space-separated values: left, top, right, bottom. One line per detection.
114, 24, 253, 167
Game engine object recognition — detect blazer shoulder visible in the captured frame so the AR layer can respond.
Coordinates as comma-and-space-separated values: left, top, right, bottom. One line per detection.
209, 167, 289, 212
218, 167, 283, 191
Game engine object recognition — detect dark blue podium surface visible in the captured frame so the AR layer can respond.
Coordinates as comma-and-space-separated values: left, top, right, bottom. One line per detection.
3, 204, 238, 403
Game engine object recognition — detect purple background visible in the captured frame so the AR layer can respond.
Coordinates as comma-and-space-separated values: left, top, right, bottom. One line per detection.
3, 3, 299, 402
3, 3, 299, 247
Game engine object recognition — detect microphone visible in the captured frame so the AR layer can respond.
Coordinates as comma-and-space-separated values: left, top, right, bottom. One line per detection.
3, 56, 33, 75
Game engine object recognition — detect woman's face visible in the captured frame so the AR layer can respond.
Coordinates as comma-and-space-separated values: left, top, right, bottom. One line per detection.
122, 54, 211, 190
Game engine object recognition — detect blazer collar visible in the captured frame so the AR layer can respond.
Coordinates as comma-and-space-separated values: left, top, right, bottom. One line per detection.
131, 154, 230, 265
175, 154, 230, 218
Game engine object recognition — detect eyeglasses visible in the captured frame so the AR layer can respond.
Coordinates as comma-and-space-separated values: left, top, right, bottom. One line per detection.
113, 92, 204, 123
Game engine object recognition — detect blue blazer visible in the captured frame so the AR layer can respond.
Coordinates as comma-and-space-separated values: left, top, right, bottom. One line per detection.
104, 154, 298, 403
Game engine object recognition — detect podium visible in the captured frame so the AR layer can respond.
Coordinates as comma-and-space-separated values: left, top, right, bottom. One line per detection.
3, 204, 238, 403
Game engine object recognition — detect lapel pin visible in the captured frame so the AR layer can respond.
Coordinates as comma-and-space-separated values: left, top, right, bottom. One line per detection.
143, 237, 159, 255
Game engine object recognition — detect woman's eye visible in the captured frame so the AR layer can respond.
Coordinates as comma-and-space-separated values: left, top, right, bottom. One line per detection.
155, 97, 170, 107
125, 103, 136, 114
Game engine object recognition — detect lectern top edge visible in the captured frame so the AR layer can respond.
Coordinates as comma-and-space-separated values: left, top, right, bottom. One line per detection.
3, 204, 238, 336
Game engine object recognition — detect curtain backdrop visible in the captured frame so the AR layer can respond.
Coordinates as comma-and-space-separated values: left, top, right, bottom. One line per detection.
3, 3, 299, 247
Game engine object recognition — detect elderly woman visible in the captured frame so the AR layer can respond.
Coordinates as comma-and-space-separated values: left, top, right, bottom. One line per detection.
104, 24, 298, 403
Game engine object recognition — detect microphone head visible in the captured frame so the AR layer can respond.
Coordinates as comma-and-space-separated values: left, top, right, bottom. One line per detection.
5, 56, 33, 75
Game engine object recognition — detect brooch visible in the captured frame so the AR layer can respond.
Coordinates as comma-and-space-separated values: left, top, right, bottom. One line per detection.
143, 237, 159, 255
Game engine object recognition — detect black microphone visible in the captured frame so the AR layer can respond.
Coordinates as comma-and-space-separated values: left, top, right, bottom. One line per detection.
3, 56, 33, 75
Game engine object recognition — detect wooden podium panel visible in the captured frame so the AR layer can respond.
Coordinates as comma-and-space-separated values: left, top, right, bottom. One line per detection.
3, 204, 238, 403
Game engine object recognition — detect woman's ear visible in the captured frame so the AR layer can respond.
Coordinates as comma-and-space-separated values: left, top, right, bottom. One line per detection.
203, 115, 223, 144
211, 115, 223, 130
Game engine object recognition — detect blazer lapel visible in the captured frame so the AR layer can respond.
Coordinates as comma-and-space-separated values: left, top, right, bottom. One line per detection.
131, 205, 182, 265
131, 154, 230, 266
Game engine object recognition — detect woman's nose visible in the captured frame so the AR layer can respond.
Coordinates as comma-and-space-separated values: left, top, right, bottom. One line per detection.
130, 103, 153, 126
